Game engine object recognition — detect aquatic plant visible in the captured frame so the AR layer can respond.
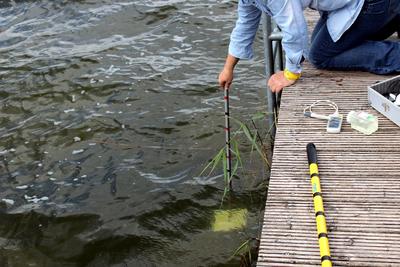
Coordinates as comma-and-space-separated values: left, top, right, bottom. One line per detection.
200, 111, 273, 201
200, 112, 274, 265
230, 237, 260, 267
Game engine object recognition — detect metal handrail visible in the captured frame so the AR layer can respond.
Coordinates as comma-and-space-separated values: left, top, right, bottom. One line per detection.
262, 13, 283, 145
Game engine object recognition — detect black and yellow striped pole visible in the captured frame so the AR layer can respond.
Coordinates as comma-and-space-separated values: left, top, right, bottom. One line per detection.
307, 143, 332, 267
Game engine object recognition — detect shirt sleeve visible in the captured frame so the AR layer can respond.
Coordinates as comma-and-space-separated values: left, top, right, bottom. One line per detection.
228, 1, 262, 60
268, 0, 308, 73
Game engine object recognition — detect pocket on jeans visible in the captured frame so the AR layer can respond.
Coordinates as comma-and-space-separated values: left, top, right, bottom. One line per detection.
362, 0, 386, 15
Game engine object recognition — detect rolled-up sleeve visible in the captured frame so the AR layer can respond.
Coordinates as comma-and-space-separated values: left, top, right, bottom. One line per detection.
228, 1, 262, 60
268, 0, 308, 73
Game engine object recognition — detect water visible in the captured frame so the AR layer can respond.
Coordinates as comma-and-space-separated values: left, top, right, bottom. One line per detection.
0, 1, 269, 266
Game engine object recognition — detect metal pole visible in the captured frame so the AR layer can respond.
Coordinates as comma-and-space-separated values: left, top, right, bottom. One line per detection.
262, 13, 277, 139
224, 88, 232, 188
276, 41, 284, 109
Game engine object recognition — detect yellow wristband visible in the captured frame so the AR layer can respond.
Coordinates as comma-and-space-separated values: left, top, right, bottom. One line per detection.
284, 69, 301, 81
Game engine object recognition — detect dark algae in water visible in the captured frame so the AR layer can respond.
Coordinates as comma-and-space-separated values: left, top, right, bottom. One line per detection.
0, 0, 269, 266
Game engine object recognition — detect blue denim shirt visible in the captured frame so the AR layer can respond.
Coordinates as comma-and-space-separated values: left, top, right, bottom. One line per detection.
229, 0, 364, 73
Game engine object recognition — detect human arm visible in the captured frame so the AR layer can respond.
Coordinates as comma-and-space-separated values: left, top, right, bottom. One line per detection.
228, 1, 262, 60
219, 1, 261, 89
268, 71, 297, 92
267, 0, 308, 92
218, 54, 239, 90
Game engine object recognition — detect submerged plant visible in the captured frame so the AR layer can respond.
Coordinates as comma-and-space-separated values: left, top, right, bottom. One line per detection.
200, 112, 273, 202
201, 112, 274, 265
230, 237, 260, 267
199, 140, 241, 201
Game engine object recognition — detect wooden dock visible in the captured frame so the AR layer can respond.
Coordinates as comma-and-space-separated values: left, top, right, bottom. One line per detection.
257, 11, 400, 267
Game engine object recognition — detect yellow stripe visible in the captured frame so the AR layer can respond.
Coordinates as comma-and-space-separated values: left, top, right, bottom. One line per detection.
311, 177, 321, 193
310, 163, 318, 174
322, 260, 332, 267
313, 196, 324, 213
316, 215, 327, 234
319, 237, 330, 257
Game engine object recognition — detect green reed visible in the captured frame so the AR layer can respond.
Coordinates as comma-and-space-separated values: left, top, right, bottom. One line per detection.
200, 112, 272, 201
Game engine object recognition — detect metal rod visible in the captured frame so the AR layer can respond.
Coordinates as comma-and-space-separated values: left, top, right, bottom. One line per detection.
224, 88, 232, 187
277, 41, 284, 71
306, 143, 332, 267
269, 31, 283, 41
276, 41, 284, 110
262, 13, 277, 139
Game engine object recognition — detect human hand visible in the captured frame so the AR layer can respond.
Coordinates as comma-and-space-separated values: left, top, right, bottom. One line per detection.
267, 71, 297, 93
218, 67, 234, 90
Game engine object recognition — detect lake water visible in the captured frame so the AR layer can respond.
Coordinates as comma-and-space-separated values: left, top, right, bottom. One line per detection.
0, 1, 269, 266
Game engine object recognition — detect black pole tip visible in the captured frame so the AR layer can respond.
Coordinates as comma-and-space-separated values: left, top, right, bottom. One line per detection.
306, 143, 318, 164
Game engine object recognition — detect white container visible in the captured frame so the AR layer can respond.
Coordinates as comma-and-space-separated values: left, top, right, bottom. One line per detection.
347, 111, 378, 135
368, 75, 400, 127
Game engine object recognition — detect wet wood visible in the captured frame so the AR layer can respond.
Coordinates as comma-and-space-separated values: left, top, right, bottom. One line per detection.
257, 10, 400, 267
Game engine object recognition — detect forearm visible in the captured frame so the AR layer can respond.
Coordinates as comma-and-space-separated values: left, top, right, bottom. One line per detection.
223, 54, 240, 71
218, 54, 240, 89
268, 0, 308, 73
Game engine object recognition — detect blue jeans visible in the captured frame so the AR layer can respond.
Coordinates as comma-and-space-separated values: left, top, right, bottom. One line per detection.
309, 0, 400, 74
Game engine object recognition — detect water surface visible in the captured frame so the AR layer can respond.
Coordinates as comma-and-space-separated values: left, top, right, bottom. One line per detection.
0, 1, 269, 266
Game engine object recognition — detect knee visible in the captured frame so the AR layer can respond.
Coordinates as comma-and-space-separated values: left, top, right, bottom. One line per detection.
308, 47, 328, 69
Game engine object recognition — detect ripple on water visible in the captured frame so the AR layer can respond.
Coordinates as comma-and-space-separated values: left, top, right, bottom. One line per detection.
0, 0, 267, 266
137, 168, 190, 184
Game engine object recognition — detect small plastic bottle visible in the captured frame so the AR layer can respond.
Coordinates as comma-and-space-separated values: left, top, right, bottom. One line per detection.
347, 111, 378, 135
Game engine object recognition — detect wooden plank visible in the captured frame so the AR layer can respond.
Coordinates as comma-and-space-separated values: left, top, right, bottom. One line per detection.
257, 10, 400, 267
